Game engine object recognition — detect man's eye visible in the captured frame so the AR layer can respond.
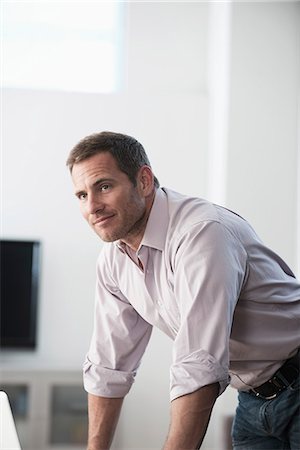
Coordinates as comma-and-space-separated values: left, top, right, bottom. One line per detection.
100, 184, 111, 192
78, 193, 87, 201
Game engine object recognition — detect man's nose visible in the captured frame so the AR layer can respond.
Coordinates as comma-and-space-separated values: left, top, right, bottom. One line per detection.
87, 194, 104, 215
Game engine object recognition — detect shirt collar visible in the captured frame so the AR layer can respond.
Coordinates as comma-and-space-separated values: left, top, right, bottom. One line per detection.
141, 187, 169, 251
116, 188, 169, 253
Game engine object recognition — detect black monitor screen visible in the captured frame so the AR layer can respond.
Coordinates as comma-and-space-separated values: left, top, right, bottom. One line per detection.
0, 240, 41, 349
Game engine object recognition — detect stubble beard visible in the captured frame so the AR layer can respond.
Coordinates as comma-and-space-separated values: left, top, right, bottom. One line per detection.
93, 198, 147, 245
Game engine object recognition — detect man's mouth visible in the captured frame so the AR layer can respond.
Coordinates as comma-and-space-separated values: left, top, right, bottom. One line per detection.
92, 214, 115, 226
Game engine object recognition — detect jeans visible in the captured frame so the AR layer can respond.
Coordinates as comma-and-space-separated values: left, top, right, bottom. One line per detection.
231, 374, 300, 449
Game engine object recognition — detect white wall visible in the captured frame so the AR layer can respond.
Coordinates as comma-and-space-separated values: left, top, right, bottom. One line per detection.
227, 1, 300, 272
1, 2, 299, 449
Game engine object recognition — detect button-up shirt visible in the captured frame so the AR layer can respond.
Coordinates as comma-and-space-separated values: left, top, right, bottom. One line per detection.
83, 188, 300, 401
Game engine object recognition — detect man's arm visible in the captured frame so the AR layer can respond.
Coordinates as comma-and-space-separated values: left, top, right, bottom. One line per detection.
87, 393, 124, 450
163, 383, 219, 450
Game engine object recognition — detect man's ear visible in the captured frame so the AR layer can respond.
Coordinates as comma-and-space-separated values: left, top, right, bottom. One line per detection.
137, 166, 155, 196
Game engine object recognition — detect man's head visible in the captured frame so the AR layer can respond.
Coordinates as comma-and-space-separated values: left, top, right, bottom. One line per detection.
66, 131, 160, 188
67, 131, 159, 250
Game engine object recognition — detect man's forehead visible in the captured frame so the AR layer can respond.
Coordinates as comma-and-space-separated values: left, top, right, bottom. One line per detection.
72, 153, 117, 178
71, 153, 131, 191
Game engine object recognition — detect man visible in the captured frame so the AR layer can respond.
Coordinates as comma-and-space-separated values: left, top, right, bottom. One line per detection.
67, 131, 300, 450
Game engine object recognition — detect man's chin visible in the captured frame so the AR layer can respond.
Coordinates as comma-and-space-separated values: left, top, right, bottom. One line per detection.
94, 229, 118, 243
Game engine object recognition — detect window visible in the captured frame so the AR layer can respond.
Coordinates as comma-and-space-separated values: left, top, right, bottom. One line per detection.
2, 2, 124, 93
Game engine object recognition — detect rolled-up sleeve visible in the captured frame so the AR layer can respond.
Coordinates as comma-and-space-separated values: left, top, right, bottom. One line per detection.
83, 250, 153, 398
83, 359, 137, 397
170, 221, 247, 401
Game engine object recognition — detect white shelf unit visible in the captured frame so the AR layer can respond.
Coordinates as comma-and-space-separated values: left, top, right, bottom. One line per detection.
0, 369, 87, 450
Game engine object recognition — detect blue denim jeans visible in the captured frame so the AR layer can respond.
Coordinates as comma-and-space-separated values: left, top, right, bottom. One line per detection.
231, 374, 300, 449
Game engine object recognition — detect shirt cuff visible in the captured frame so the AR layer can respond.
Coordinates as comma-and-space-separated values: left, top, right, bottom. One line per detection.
170, 349, 229, 401
83, 357, 136, 398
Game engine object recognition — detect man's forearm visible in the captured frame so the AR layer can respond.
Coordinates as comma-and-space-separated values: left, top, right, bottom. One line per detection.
163, 383, 219, 450
87, 393, 124, 450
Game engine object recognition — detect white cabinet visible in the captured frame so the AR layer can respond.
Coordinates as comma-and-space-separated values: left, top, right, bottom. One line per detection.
0, 370, 87, 450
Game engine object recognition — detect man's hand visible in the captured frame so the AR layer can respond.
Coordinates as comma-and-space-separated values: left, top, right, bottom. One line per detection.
163, 383, 219, 450
87, 393, 124, 450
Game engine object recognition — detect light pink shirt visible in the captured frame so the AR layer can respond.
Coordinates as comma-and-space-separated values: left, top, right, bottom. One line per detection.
83, 188, 300, 401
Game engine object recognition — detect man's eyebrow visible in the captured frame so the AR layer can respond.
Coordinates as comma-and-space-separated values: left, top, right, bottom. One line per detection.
92, 177, 115, 188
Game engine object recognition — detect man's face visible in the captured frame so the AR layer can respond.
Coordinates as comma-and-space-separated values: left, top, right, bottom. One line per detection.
71, 152, 153, 250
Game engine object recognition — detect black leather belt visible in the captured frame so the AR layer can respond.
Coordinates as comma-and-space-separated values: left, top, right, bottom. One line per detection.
250, 350, 300, 400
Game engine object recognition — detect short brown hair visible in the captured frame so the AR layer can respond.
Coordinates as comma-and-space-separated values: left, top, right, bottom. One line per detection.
67, 131, 160, 188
